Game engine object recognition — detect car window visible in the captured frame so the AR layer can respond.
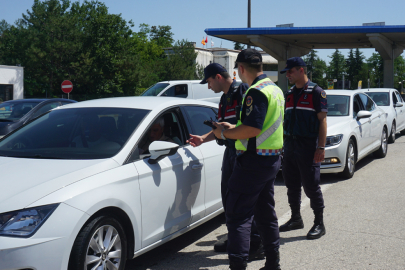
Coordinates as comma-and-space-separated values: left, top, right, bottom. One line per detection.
392, 92, 398, 106
0, 102, 40, 121
130, 110, 184, 161
395, 91, 403, 103
141, 83, 170, 96
359, 93, 375, 112
0, 107, 149, 159
353, 95, 362, 118
161, 84, 188, 98
326, 95, 350, 116
32, 102, 60, 118
366, 92, 389, 106
182, 106, 217, 136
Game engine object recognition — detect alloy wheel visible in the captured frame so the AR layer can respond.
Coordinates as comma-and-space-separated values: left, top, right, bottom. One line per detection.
391, 124, 396, 142
382, 129, 388, 154
347, 143, 355, 174
85, 225, 122, 270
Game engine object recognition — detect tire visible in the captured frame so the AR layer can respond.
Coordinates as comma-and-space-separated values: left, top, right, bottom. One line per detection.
374, 127, 388, 158
68, 216, 127, 270
388, 121, 396, 143
401, 128, 405, 136
340, 139, 356, 179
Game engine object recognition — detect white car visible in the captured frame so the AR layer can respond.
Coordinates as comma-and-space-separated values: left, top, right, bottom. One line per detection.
321, 90, 388, 178
363, 88, 405, 143
0, 97, 224, 270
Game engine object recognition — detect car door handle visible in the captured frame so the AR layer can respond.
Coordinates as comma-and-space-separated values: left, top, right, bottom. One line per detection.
192, 163, 203, 170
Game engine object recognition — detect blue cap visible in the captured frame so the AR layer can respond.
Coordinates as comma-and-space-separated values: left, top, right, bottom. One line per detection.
280, 57, 307, 74
200, 63, 228, 84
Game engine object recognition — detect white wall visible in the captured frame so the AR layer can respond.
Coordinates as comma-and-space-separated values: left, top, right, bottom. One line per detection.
0, 65, 24, 100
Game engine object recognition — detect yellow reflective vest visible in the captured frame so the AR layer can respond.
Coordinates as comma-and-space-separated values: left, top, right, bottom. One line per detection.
235, 77, 285, 155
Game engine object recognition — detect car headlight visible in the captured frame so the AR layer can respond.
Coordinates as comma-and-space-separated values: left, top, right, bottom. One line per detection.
325, 134, 343, 147
0, 204, 59, 238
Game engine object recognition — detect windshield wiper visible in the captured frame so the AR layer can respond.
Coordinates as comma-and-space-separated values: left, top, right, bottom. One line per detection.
0, 119, 14, 122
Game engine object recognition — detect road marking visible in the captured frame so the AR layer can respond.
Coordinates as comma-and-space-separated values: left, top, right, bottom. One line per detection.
278, 183, 333, 225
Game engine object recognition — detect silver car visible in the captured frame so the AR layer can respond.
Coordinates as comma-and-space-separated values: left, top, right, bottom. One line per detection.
321, 90, 388, 179
363, 88, 405, 143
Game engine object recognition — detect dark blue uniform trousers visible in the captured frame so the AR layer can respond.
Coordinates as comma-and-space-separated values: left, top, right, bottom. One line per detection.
222, 147, 261, 244
225, 151, 281, 263
282, 137, 325, 210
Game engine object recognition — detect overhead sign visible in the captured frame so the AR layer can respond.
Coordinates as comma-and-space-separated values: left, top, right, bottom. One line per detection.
61, 80, 73, 94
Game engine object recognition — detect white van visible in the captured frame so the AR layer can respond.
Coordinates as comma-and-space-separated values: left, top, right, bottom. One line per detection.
141, 80, 241, 104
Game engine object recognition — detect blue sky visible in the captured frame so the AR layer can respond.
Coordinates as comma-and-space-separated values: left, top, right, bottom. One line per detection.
1, 0, 404, 62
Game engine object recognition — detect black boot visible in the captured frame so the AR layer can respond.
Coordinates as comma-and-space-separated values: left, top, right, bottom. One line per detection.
229, 260, 247, 270
279, 204, 304, 232
248, 241, 265, 261
214, 235, 228, 252
260, 249, 281, 270
306, 209, 326, 240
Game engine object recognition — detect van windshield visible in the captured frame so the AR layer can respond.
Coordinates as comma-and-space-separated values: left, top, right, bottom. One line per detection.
141, 83, 169, 96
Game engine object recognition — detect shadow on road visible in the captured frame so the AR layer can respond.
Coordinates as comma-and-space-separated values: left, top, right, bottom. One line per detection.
125, 214, 226, 270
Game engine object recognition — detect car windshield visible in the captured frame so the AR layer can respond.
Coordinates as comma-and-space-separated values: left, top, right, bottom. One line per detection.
366, 92, 390, 106
0, 101, 40, 122
141, 83, 169, 96
327, 95, 350, 116
0, 107, 149, 159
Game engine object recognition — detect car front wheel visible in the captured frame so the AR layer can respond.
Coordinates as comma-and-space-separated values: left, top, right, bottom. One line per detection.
68, 216, 127, 270
341, 139, 356, 179
374, 127, 388, 158
388, 122, 396, 143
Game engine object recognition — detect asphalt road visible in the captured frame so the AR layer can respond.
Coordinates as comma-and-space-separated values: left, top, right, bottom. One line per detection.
126, 134, 405, 270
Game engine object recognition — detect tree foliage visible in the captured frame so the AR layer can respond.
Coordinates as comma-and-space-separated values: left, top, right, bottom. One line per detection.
326, 49, 346, 80
234, 42, 245, 50
303, 49, 327, 89
0, 0, 200, 99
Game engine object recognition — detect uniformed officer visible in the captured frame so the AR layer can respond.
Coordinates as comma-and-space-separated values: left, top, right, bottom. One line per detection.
187, 63, 264, 261
279, 57, 327, 239
212, 49, 284, 270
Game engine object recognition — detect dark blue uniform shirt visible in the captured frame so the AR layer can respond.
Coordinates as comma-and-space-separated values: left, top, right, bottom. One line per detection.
218, 80, 248, 147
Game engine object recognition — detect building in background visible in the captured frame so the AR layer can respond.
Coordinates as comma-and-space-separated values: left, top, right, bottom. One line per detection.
165, 44, 279, 82
0, 65, 24, 102
195, 47, 278, 82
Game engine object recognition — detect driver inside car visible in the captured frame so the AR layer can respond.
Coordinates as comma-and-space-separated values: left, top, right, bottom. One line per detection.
138, 117, 177, 154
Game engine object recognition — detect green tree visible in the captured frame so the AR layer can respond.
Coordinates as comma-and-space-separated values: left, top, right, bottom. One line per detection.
327, 49, 346, 81
303, 49, 327, 89
234, 42, 245, 50
394, 55, 405, 89
346, 49, 365, 89
367, 53, 384, 88
162, 39, 201, 81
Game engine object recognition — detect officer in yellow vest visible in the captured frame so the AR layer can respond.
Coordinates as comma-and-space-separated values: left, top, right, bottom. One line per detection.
213, 48, 284, 270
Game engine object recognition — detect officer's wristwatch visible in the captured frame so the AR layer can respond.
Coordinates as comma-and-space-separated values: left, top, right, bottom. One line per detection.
317, 146, 325, 150
221, 130, 226, 140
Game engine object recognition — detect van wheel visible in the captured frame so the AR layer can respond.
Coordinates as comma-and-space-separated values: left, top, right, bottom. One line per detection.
68, 216, 127, 270
374, 127, 388, 158
388, 122, 396, 143
340, 139, 356, 179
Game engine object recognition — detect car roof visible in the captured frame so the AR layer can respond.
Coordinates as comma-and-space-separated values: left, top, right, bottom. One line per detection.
324, 89, 357, 95
3, 98, 75, 104
56, 96, 216, 110
362, 88, 395, 92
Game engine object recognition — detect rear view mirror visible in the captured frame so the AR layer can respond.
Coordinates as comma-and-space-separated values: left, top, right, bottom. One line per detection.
356, 110, 372, 120
148, 141, 179, 164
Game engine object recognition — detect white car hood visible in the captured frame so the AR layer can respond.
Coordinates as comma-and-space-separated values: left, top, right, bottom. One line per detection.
0, 157, 119, 213
327, 116, 351, 136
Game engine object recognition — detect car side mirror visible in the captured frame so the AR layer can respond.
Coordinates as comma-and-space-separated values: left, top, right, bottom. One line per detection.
395, 102, 403, 107
356, 110, 372, 120
148, 141, 179, 164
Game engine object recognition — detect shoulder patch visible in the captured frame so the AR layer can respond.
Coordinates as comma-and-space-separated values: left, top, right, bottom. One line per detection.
246, 96, 253, 106
321, 91, 327, 98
